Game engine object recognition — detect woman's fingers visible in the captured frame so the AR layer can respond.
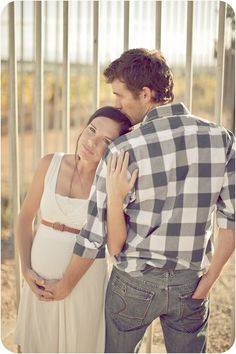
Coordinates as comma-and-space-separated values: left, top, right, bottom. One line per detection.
129, 169, 139, 189
115, 150, 125, 172
31, 282, 53, 300
108, 153, 118, 174
121, 151, 129, 174
108, 151, 137, 188
37, 291, 54, 301
27, 269, 45, 288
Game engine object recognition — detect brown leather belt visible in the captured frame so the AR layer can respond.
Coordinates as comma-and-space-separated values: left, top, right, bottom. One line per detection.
41, 219, 80, 234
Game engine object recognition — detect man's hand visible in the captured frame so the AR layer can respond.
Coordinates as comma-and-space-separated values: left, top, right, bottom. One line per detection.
193, 228, 235, 300
192, 272, 215, 299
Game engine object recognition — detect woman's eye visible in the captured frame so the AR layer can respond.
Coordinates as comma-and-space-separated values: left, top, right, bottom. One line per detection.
89, 126, 96, 133
104, 138, 112, 145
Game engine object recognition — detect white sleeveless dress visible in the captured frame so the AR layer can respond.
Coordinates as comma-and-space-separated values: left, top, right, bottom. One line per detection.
14, 153, 108, 353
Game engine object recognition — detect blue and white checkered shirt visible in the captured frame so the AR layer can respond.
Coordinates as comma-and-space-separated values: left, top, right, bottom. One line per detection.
74, 103, 235, 275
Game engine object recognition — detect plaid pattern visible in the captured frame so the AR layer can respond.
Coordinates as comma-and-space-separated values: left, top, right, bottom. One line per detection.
74, 103, 235, 275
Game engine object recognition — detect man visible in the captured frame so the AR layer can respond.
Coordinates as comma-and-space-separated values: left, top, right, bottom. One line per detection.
45, 49, 235, 353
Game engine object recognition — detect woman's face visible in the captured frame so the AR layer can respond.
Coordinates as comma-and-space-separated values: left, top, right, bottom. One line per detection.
77, 116, 121, 163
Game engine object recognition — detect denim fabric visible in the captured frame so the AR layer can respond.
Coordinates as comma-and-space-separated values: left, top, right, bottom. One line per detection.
105, 266, 209, 353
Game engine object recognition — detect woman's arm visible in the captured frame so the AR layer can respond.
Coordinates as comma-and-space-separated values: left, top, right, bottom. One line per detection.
15, 154, 54, 300
106, 151, 138, 256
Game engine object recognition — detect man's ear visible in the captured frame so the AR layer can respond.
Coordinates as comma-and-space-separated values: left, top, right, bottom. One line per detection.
142, 86, 152, 101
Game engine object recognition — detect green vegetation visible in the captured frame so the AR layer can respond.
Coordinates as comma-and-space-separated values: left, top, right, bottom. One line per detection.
1, 65, 233, 136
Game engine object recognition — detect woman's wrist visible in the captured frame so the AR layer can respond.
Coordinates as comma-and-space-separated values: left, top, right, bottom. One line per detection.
21, 265, 31, 277
107, 196, 124, 207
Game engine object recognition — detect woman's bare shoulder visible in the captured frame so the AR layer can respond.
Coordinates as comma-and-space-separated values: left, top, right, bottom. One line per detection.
35, 153, 55, 175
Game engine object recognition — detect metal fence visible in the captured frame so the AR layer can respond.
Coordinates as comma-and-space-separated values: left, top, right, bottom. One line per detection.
2, 0, 233, 351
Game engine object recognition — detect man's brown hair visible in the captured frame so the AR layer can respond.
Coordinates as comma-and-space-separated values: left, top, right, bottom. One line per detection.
104, 48, 174, 105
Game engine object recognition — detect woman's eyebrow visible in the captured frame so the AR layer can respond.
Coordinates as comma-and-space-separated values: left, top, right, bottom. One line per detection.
91, 122, 113, 141
90, 123, 97, 130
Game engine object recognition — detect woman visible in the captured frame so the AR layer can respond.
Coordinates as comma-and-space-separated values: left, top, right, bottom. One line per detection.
14, 106, 132, 353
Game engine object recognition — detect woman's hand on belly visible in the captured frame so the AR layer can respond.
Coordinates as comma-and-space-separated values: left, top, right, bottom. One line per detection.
43, 278, 71, 301
23, 268, 54, 301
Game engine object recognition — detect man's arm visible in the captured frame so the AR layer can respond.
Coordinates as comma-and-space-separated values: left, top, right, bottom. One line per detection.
193, 131, 235, 298
192, 228, 235, 299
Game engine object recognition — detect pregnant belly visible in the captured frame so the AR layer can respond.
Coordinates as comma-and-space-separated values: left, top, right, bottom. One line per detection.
31, 226, 76, 280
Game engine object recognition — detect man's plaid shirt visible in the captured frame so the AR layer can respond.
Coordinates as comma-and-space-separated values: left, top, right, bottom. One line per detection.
74, 103, 235, 275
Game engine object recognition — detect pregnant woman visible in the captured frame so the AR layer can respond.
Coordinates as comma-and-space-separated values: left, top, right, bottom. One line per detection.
14, 106, 131, 353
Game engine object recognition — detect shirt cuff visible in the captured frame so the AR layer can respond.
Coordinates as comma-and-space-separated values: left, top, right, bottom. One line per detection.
216, 211, 235, 230
73, 242, 105, 259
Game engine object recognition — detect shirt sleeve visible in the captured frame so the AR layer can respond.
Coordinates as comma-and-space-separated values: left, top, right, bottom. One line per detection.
73, 156, 108, 258
216, 129, 235, 230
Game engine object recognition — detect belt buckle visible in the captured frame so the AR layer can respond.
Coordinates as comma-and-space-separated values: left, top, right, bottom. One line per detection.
52, 222, 65, 232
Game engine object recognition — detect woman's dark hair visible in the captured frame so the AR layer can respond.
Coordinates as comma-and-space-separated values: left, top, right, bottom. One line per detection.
74, 106, 131, 160
87, 106, 131, 135
104, 48, 174, 104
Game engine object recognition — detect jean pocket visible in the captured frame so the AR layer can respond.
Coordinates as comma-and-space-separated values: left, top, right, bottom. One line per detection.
178, 285, 209, 333
109, 275, 155, 331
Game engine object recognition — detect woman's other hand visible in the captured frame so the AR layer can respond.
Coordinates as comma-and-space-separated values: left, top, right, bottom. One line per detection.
106, 151, 138, 204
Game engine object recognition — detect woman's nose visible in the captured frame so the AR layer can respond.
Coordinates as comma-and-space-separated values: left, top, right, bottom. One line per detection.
87, 137, 97, 147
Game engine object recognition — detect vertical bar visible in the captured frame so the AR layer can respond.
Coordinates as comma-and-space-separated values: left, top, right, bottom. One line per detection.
32, 1, 37, 169
215, 2, 226, 125
93, 1, 99, 110
184, 0, 194, 111
35, 1, 44, 161
8, 0, 21, 314
44, 0, 49, 149
155, 1, 162, 50
20, 1, 25, 199
124, 0, 129, 51
63, 0, 70, 152
76, 1, 81, 125
53, 1, 61, 150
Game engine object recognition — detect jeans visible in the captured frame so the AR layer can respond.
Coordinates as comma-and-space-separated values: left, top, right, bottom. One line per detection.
105, 266, 209, 353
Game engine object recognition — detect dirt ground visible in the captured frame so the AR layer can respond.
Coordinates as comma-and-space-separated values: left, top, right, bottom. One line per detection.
1, 231, 235, 353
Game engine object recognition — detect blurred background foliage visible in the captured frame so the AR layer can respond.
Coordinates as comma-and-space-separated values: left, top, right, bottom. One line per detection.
1, 1, 235, 233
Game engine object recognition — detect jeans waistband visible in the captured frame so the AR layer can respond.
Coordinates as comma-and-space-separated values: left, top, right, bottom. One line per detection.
113, 265, 205, 287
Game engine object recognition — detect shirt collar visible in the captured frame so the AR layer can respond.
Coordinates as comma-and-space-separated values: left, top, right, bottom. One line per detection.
141, 102, 190, 125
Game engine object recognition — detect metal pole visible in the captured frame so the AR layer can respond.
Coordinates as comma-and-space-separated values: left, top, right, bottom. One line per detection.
155, 1, 162, 50
8, 0, 21, 316
53, 1, 61, 149
93, 0, 100, 110
76, 1, 81, 126
184, 0, 194, 111
20, 1, 26, 199
44, 0, 49, 151
35, 1, 44, 161
124, 0, 129, 51
62, 0, 70, 152
215, 2, 226, 125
